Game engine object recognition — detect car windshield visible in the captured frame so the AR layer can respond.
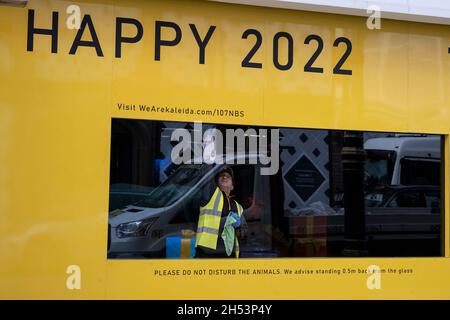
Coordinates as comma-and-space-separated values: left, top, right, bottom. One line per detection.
136, 164, 213, 208
365, 149, 396, 188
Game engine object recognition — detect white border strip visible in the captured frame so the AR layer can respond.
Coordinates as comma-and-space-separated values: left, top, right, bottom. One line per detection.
209, 0, 450, 25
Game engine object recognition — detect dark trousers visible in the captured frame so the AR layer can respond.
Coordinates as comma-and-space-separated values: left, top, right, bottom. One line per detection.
194, 241, 238, 259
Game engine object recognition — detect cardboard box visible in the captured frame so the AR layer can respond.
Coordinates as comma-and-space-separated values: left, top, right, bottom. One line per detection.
166, 236, 196, 258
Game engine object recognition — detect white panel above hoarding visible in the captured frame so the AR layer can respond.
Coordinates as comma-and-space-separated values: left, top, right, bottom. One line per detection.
209, 0, 450, 25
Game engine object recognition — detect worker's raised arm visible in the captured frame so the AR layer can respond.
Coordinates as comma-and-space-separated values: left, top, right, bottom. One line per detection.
199, 177, 217, 207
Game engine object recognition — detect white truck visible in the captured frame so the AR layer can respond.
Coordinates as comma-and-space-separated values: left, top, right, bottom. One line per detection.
364, 135, 441, 186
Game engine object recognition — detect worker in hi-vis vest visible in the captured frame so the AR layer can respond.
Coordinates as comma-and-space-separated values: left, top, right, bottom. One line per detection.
194, 166, 245, 258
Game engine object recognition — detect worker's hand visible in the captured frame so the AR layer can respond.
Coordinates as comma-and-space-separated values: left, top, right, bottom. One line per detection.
230, 212, 241, 228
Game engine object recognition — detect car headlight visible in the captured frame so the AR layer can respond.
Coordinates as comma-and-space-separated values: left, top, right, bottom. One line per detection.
116, 218, 157, 238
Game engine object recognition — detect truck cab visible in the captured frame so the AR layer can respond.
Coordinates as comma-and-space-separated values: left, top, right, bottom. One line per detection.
364, 135, 441, 186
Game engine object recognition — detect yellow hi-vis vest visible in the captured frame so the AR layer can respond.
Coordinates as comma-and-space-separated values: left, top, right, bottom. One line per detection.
195, 187, 243, 258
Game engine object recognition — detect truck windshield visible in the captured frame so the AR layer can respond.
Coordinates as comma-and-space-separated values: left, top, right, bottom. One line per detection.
365, 150, 396, 188
136, 164, 213, 208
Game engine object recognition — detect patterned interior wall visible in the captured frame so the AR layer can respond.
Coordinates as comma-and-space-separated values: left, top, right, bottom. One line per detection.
280, 129, 330, 212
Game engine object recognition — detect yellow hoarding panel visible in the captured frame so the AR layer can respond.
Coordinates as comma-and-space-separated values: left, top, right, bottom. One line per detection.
0, 0, 449, 299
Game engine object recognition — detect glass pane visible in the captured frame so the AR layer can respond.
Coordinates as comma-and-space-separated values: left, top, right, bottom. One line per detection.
108, 119, 443, 259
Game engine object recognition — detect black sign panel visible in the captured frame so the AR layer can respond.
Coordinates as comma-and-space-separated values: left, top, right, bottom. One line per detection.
285, 155, 325, 202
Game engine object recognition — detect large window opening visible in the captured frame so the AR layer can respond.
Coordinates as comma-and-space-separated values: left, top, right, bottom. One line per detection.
107, 119, 443, 259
